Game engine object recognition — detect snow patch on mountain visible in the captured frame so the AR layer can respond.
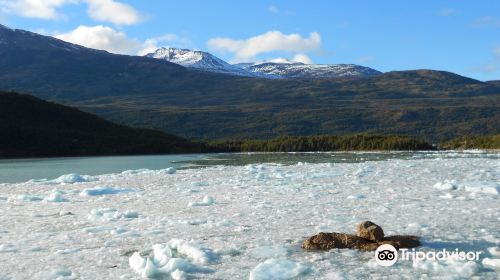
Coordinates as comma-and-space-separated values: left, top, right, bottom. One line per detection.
146, 47, 381, 79
237, 61, 382, 79
145, 47, 252, 76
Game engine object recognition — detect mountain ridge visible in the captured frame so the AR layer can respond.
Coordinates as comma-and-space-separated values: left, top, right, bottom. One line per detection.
145, 47, 252, 76
145, 47, 382, 79
237, 61, 382, 79
0, 24, 498, 141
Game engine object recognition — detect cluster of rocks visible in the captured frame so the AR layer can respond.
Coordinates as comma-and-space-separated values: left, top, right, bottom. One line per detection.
302, 221, 421, 251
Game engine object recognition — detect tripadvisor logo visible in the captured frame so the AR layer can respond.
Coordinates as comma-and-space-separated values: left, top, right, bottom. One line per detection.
375, 244, 398, 266
374, 244, 483, 266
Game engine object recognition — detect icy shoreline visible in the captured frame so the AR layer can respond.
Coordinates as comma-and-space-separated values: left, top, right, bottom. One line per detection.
0, 152, 499, 279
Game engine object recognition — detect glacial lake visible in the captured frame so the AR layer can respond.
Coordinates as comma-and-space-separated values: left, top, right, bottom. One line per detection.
0, 151, 498, 183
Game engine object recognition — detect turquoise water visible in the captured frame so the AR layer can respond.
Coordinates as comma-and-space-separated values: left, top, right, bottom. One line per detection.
1, 151, 497, 183
0, 154, 205, 183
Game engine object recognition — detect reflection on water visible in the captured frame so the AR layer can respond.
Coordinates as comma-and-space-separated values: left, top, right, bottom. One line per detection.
0, 151, 497, 183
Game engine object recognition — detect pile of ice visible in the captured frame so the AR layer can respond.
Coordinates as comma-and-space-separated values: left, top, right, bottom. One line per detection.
129, 239, 215, 279
482, 247, 500, 268
434, 180, 499, 195
44, 189, 68, 202
8, 189, 68, 203
188, 196, 215, 207
87, 208, 138, 221
10, 194, 43, 202
121, 167, 176, 175
51, 173, 94, 184
79, 186, 138, 196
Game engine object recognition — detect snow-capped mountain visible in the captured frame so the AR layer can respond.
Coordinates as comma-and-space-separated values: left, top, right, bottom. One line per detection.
145, 47, 252, 76
236, 60, 382, 79
145, 47, 381, 79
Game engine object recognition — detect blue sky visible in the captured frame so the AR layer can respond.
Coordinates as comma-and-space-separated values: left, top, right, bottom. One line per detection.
1, 0, 499, 80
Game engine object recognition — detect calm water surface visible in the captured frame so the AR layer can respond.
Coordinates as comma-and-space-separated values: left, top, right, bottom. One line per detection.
0, 151, 497, 183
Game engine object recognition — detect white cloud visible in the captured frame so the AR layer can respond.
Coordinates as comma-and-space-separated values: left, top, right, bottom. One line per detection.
438, 8, 456, 17
207, 30, 321, 62
495, 47, 500, 58
0, 0, 142, 25
253, 55, 312, 65
55, 25, 141, 54
55, 25, 189, 56
292, 53, 313, 64
86, 0, 141, 25
357, 55, 374, 64
0, 0, 76, 20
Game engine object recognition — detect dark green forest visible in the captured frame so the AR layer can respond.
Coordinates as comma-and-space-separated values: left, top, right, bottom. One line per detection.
2, 91, 499, 158
208, 135, 434, 152
0, 92, 204, 158
440, 134, 500, 149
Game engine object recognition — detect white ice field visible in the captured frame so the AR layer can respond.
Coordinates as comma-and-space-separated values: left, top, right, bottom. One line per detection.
0, 151, 499, 279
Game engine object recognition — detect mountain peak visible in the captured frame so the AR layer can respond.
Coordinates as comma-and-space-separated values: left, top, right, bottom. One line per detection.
146, 47, 207, 65
145, 47, 252, 76
238, 62, 382, 79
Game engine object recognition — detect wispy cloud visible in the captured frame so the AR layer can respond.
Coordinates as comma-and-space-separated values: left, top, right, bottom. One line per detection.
208, 30, 321, 62
357, 56, 374, 64
267, 4, 293, 15
471, 64, 496, 74
472, 16, 500, 28
268, 5, 279, 14
438, 8, 456, 17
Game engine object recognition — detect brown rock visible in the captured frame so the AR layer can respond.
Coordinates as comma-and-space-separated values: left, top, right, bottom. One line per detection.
356, 221, 384, 242
380, 235, 421, 249
301, 232, 378, 251
301, 233, 421, 251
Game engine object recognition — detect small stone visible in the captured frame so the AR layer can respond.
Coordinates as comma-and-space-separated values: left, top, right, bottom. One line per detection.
356, 221, 384, 242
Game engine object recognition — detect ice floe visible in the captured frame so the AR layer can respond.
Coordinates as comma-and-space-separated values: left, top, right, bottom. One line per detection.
79, 186, 138, 196
129, 239, 215, 279
482, 258, 500, 268
188, 196, 215, 207
44, 189, 68, 202
433, 180, 457, 191
88, 208, 139, 221
412, 259, 479, 278
50, 173, 93, 184
249, 259, 311, 280
0, 244, 17, 253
